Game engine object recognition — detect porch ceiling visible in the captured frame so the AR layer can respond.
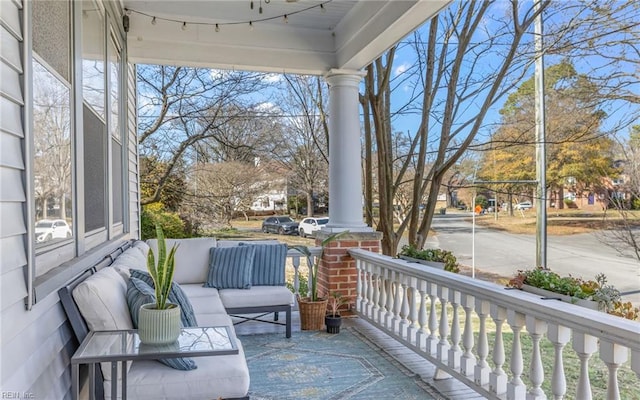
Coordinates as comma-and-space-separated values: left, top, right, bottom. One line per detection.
124, 0, 451, 75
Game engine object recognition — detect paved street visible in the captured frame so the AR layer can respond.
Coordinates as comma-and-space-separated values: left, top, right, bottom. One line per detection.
423, 212, 640, 304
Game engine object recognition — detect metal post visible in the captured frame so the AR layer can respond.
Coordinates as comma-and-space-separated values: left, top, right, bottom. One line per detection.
472, 193, 476, 279
534, 0, 547, 269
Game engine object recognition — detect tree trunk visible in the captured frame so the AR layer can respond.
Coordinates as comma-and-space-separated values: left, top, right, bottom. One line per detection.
306, 191, 314, 217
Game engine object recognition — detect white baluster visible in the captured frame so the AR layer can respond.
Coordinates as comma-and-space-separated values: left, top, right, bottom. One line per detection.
525, 316, 547, 400
600, 341, 628, 400
489, 305, 507, 395
572, 332, 597, 400
378, 268, 388, 324
507, 310, 526, 400
633, 350, 640, 380
407, 278, 419, 343
385, 274, 394, 329
460, 294, 476, 377
366, 264, 375, 318
355, 259, 363, 313
416, 280, 429, 353
437, 286, 450, 364
399, 275, 410, 339
474, 299, 490, 386
371, 267, 380, 322
448, 290, 462, 370
291, 255, 300, 297
392, 272, 403, 334
426, 282, 439, 355
547, 324, 570, 400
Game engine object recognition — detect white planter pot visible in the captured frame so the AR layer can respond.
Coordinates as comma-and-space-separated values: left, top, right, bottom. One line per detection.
138, 303, 181, 344
521, 285, 600, 310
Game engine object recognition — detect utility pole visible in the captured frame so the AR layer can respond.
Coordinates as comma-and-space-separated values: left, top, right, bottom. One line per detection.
534, 0, 547, 269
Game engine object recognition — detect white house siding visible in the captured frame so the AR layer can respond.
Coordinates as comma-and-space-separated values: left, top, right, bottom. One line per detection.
0, 2, 140, 398
127, 63, 140, 238
1, 1, 74, 398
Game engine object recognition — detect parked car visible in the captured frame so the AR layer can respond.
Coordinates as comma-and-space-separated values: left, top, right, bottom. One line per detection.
514, 201, 533, 210
35, 219, 72, 242
298, 217, 329, 238
261, 216, 299, 235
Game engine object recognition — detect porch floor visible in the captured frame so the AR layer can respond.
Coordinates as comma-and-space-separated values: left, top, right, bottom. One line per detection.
233, 311, 485, 400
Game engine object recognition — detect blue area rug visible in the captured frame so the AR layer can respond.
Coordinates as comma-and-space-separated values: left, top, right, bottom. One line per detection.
240, 327, 443, 400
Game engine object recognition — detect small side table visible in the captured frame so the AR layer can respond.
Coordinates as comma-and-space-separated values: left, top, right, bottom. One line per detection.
71, 326, 239, 400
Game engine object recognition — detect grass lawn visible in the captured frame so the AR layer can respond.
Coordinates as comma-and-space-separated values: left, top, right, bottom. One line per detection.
473, 209, 640, 235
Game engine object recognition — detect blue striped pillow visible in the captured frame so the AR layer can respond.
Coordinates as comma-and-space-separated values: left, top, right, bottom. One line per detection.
239, 243, 287, 286
126, 278, 197, 371
205, 246, 255, 289
129, 269, 198, 327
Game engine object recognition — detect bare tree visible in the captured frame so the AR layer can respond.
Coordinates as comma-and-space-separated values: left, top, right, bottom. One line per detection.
271, 75, 329, 217
137, 65, 270, 206
364, 1, 549, 255
189, 161, 271, 229
32, 61, 72, 221
598, 126, 640, 261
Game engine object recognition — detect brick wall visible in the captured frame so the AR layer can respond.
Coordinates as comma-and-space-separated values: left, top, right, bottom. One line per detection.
315, 231, 382, 312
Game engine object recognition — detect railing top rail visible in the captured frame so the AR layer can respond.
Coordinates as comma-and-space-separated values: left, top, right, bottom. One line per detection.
349, 248, 640, 350
287, 247, 322, 258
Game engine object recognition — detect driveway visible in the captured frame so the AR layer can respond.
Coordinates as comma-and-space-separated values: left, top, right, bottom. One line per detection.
424, 212, 640, 304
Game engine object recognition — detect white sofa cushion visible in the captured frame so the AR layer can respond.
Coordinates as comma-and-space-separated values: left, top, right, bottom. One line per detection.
220, 286, 294, 309
110, 247, 147, 282
72, 267, 133, 380
147, 238, 217, 284
104, 341, 250, 400
179, 284, 227, 322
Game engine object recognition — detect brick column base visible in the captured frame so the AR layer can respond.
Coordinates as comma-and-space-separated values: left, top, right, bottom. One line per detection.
315, 231, 382, 313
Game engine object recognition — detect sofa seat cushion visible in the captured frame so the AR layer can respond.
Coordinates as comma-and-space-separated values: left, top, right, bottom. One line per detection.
147, 237, 217, 284
179, 284, 227, 322
220, 286, 294, 309
104, 341, 250, 400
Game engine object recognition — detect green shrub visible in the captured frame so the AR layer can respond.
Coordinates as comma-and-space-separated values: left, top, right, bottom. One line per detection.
475, 195, 488, 209
286, 274, 309, 297
399, 244, 460, 273
141, 203, 187, 240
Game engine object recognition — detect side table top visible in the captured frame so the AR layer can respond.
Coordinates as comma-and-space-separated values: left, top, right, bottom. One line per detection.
72, 326, 238, 363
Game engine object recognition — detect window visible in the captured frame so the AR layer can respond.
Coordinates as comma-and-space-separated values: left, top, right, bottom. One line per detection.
29, 0, 129, 305
109, 35, 123, 225
32, 0, 73, 252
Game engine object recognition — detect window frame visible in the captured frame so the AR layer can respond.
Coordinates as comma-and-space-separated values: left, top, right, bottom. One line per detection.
27, 0, 131, 309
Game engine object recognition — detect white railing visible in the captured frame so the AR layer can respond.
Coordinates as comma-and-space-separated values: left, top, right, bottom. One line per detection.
350, 248, 640, 400
286, 247, 322, 300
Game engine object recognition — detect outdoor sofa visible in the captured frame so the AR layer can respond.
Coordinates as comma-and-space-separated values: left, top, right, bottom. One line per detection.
59, 237, 294, 399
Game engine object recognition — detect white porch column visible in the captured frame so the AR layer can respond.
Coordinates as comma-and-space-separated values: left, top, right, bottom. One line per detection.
324, 69, 370, 231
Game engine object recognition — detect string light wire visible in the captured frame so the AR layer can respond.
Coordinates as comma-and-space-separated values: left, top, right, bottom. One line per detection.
124, 1, 332, 31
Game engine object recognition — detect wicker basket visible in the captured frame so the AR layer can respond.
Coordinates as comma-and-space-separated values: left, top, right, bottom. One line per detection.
297, 296, 328, 330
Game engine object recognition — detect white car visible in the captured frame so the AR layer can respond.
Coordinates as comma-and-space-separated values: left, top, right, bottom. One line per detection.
514, 201, 533, 210
35, 219, 72, 242
298, 217, 329, 238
